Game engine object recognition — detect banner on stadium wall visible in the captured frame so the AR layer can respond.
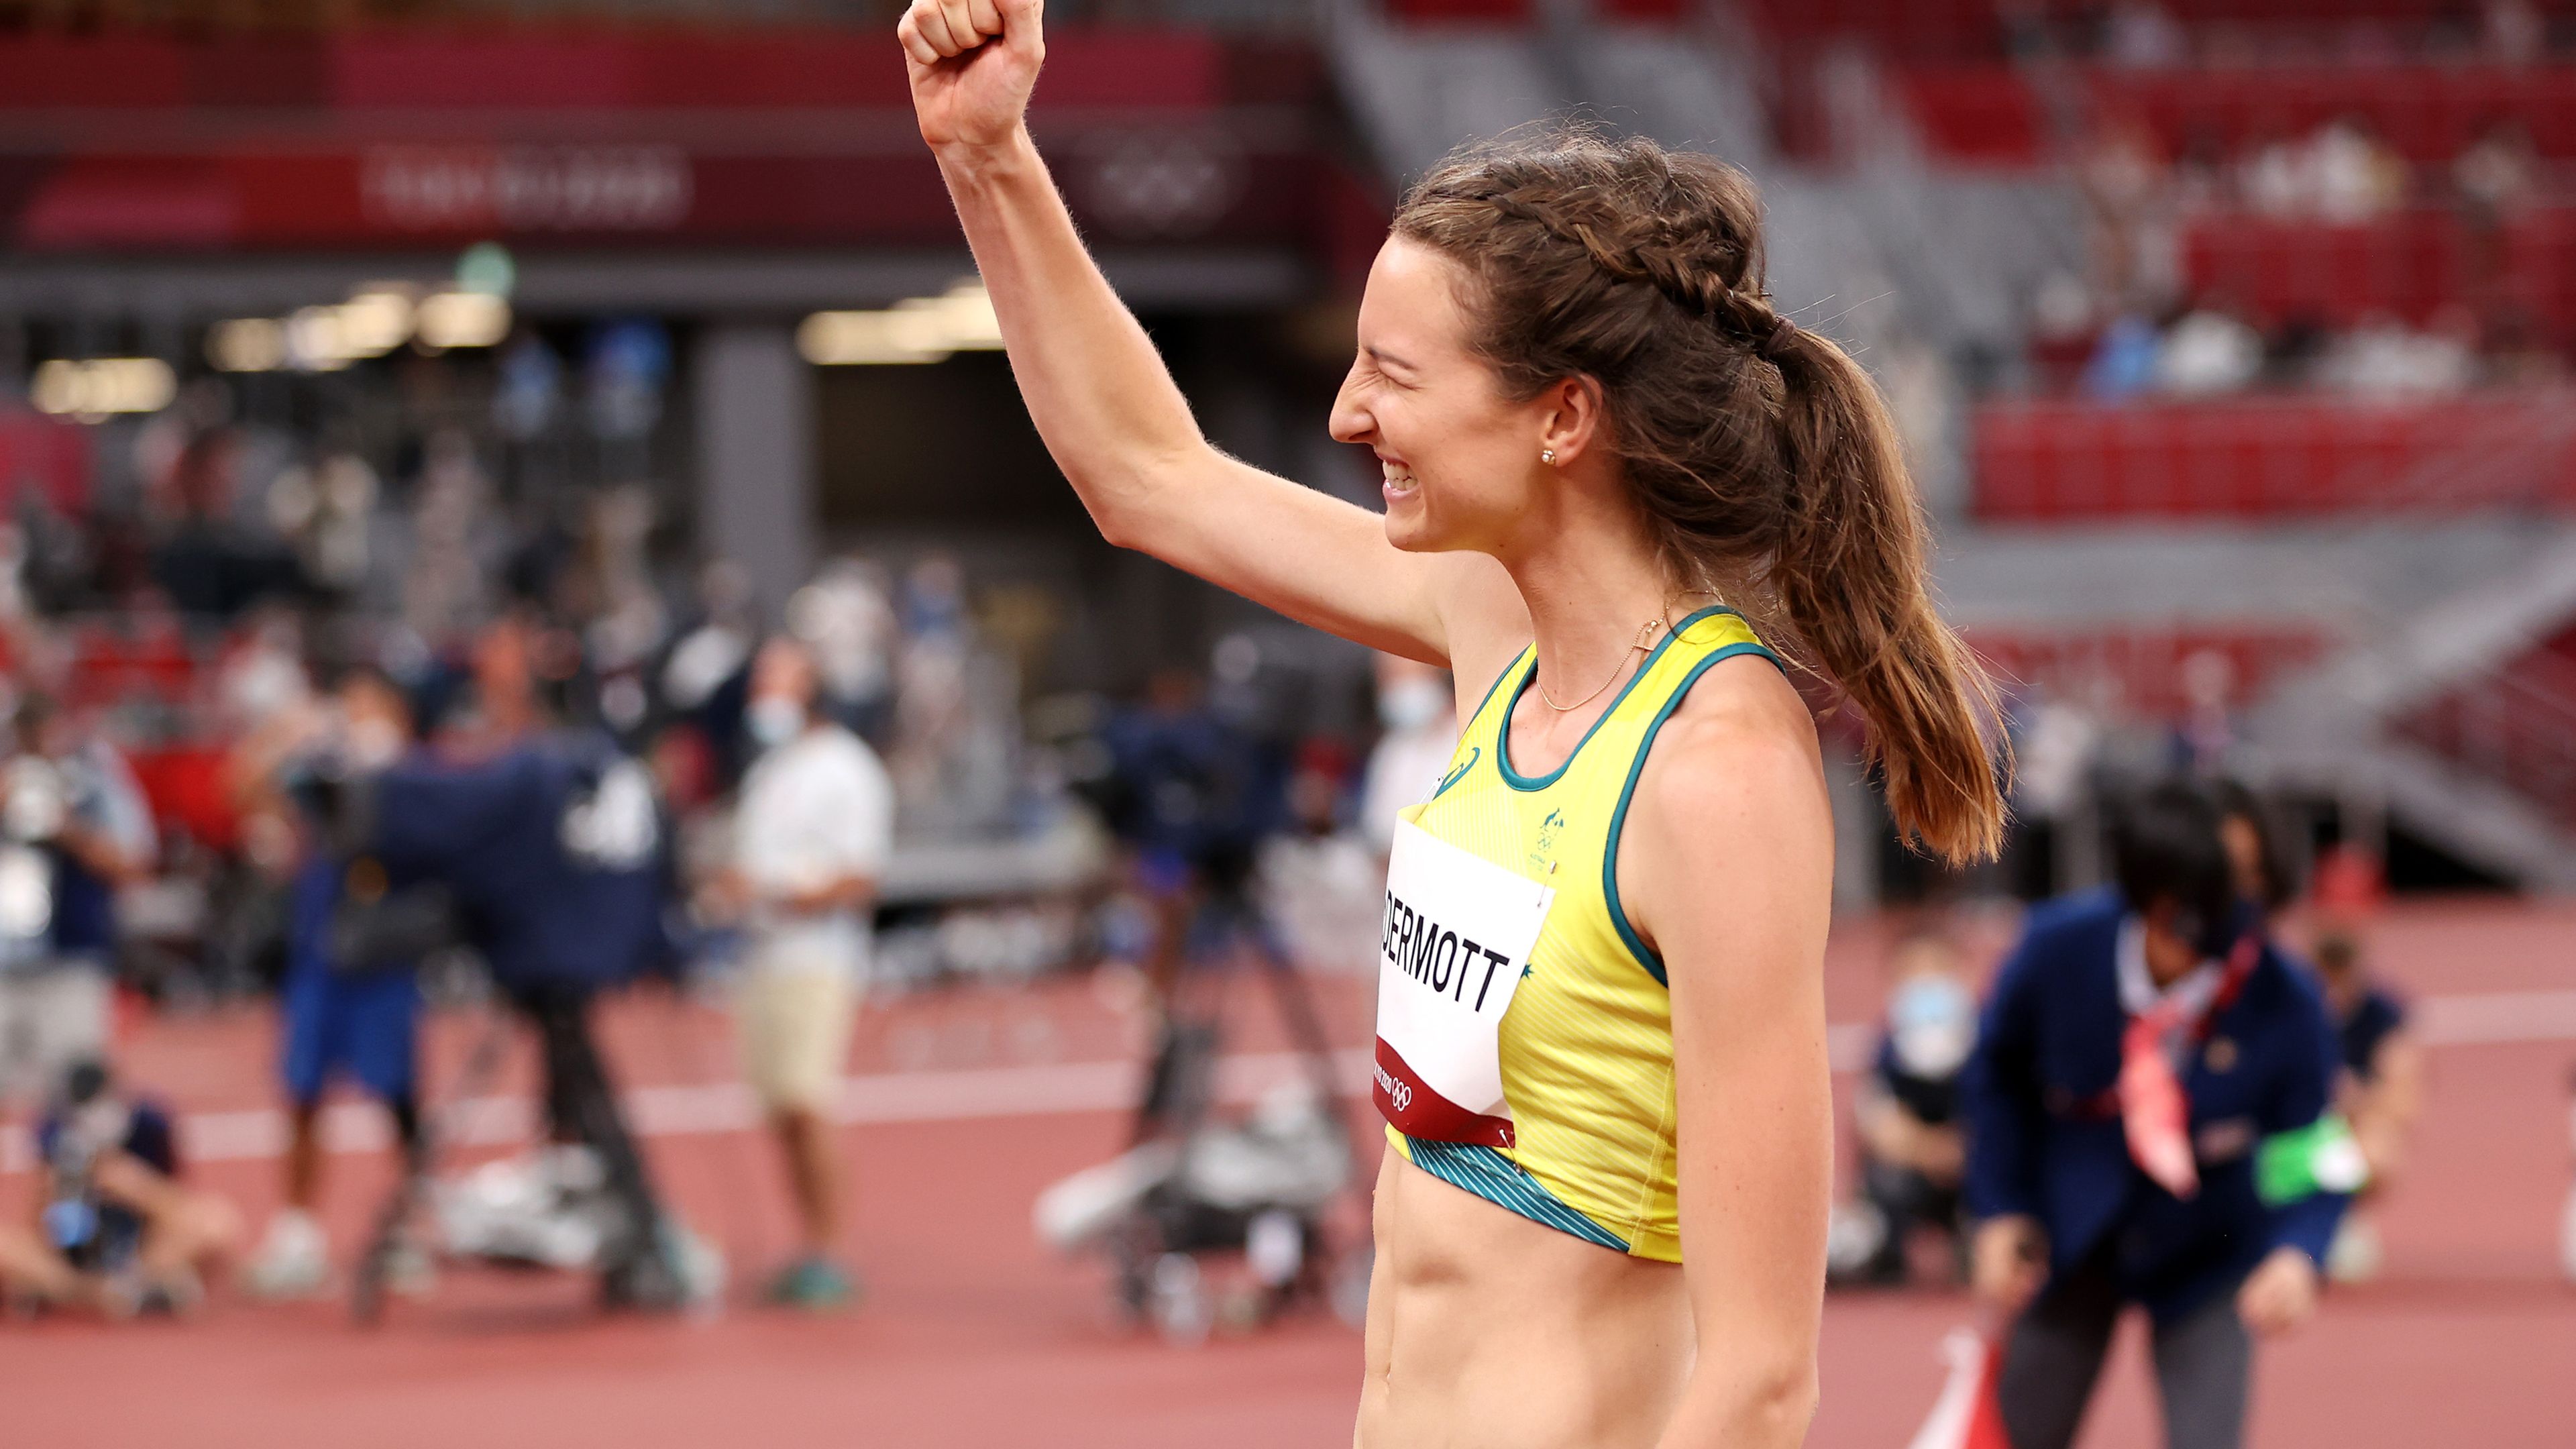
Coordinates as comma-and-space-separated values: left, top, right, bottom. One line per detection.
0, 136, 1328, 252
0, 30, 1339, 253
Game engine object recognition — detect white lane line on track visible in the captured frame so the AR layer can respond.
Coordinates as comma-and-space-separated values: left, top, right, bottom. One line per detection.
5, 990, 2569, 1173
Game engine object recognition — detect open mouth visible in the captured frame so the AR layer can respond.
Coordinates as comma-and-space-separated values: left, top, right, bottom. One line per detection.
1380, 458, 1419, 498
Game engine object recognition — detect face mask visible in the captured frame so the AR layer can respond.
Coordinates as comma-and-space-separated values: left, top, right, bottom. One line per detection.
345, 717, 405, 771
747, 698, 806, 749
1378, 678, 1446, 733
1888, 976, 1976, 1079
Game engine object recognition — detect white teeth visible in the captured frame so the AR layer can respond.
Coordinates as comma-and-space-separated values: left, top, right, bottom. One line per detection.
1381, 461, 1416, 488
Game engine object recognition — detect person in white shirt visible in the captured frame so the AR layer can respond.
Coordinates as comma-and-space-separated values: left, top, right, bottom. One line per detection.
707, 635, 894, 1310
1356, 653, 1457, 858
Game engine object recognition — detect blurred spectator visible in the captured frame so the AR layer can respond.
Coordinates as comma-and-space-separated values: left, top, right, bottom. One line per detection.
663, 559, 757, 716
787, 557, 900, 745
213, 604, 311, 738
2083, 114, 2181, 312
2485, 307, 2569, 385
2172, 648, 2238, 773
1258, 737, 1381, 975
2454, 119, 2542, 226
238, 667, 433, 1302
2155, 305, 2265, 395
2312, 311, 2479, 396
2484, 0, 2546, 64
0, 694, 156, 1106
891, 553, 1016, 837
2008, 686, 2101, 902
2241, 117, 2408, 223
2310, 930, 2419, 1283
2103, 1, 2188, 69
1966, 780, 2348, 1449
2084, 313, 2165, 400
1356, 653, 1456, 857
1098, 665, 1280, 994
703, 635, 893, 1311
400, 431, 504, 646
2302, 844, 2418, 1284
1831, 930, 1978, 1287
36, 1058, 242, 1315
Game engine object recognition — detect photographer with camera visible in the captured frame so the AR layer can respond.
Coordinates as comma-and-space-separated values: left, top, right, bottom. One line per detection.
34, 1057, 241, 1315
0, 694, 155, 1109
340, 617, 704, 1309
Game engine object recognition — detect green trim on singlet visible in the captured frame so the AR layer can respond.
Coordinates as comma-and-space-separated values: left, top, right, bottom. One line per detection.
1495, 605, 1742, 794
1599, 641, 1787, 988
1403, 1135, 1631, 1252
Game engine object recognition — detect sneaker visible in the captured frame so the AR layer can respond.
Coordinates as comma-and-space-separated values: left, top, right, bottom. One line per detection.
246, 1210, 331, 1301
764, 1256, 858, 1312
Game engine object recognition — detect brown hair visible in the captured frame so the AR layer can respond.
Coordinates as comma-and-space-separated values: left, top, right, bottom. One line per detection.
1393, 125, 2006, 864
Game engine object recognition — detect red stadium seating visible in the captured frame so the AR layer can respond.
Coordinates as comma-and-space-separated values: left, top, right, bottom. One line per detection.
1974, 394, 2576, 519
1898, 66, 2047, 164
1968, 624, 2326, 720
2184, 208, 2576, 337
1896, 63, 2576, 167
2090, 64, 2576, 165
1739, 0, 2006, 57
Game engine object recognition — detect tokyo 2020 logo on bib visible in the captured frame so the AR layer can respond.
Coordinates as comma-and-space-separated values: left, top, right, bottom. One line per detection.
1373, 818, 1554, 1148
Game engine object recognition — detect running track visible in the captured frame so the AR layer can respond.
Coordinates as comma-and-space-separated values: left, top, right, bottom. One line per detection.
5, 900, 2571, 1448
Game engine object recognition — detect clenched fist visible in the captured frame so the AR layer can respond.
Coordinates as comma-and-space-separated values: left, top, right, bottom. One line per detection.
898, 0, 1046, 153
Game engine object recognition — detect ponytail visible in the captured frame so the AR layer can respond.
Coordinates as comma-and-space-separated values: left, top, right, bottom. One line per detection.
1768, 328, 2006, 865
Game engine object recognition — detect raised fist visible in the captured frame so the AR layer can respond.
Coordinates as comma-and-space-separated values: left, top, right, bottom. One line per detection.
898, 0, 1046, 153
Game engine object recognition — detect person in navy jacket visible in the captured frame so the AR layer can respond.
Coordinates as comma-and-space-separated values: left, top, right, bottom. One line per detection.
1964, 780, 2346, 1449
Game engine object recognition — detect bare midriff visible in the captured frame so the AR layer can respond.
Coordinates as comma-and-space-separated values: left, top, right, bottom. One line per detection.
1354, 1144, 1693, 1449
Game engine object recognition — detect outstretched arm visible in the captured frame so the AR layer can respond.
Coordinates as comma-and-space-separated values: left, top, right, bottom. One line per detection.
898, 0, 1509, 666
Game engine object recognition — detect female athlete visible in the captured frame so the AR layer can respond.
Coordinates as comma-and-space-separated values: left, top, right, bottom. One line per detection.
898, 3, 2006, 1444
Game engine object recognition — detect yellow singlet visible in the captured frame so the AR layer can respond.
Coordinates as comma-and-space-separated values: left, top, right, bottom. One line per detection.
1389, 604, 1779, 1262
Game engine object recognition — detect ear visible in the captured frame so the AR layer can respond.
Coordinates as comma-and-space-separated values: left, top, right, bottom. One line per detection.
1534, 375, 1607, 467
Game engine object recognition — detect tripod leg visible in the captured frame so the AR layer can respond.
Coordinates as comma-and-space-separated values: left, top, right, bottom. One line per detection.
350, 1005, 511, 1326
522, 987, 678, 1307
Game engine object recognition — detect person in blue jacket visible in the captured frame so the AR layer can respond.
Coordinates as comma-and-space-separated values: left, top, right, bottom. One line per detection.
1964, 779, 2348, 1449
240, 664, 435, 1300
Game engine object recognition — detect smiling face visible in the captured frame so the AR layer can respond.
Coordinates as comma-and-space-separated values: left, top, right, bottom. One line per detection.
1328, 238, 1555, 556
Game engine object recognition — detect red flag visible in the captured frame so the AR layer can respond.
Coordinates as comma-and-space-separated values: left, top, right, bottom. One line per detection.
1907, 1328, 2012, 1449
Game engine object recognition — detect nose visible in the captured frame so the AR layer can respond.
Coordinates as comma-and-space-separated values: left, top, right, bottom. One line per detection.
1328, 362, 1373, 445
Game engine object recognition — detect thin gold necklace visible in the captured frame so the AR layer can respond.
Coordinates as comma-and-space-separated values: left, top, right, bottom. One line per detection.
1534, 614, 1666, 712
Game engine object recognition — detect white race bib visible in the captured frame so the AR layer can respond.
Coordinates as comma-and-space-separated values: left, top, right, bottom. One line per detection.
1373, 817, 1554, 1148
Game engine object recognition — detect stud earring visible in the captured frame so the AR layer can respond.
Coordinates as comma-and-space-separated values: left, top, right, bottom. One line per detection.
1541, 448, 1558, 466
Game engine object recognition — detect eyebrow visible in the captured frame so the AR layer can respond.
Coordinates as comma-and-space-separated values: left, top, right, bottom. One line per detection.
1364, 344, 1418, 375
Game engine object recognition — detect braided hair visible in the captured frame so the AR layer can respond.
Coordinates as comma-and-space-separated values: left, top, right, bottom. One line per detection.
1393, 125, 2006, 865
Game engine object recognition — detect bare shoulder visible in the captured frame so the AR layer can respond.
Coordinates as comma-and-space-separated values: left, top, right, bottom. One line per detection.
1620, 653, 1832, 949
1638, 651, 1826, 816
